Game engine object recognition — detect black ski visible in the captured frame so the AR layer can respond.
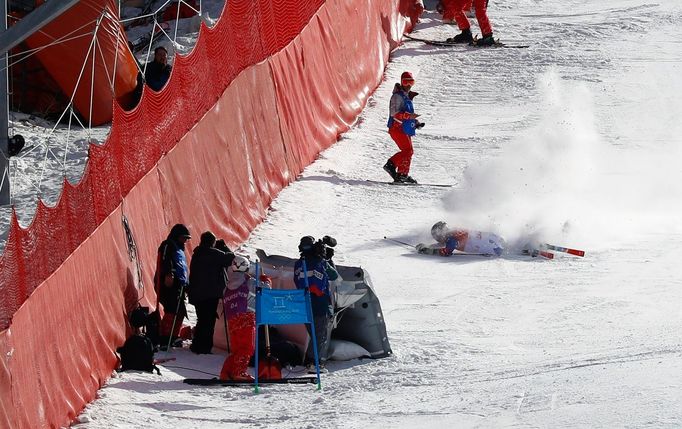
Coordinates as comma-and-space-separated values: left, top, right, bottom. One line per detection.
367, 179, 454, 188
183, 377, 317, 386
521, 249, 554, 259
404, 34, 529, 49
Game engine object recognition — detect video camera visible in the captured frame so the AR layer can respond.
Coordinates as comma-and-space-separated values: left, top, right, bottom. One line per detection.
313, 235, 337, 261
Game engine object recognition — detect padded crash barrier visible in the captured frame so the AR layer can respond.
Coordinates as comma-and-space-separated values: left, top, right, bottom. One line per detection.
245, 250, 392, 359
0, 0, 420, 427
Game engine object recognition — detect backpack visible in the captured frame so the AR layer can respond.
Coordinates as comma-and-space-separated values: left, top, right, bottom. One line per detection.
118, 334, 160, 375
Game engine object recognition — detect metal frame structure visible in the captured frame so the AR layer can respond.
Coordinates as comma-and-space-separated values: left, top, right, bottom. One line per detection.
0, 0, 80, 205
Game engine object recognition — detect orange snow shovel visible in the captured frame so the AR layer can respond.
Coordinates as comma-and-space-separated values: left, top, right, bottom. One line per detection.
257, 325, 282, 380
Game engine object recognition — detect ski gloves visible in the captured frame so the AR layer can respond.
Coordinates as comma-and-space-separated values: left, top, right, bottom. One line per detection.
416, 243, 453, 256
416, 243, 436, 254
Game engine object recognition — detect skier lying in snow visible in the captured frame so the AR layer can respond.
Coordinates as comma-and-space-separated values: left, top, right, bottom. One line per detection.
416, 221, 505, 256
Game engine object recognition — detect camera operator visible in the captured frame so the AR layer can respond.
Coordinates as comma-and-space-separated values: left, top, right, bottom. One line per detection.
294, 235, 339, 373
313, 235, 337, 266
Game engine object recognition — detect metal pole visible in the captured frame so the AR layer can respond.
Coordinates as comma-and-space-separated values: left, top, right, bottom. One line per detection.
0, 0, 81, 206
0, 0, 80, 54
1, 0, 9, 205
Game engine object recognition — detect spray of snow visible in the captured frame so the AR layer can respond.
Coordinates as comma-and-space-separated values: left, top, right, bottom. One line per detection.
441, 68, 682, 251
441, 69, 597, 248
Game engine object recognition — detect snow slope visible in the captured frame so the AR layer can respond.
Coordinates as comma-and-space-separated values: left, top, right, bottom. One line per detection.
75, 1, 682, 427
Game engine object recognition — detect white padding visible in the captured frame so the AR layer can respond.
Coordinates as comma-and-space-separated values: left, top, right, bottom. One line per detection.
328, 339, 371, 361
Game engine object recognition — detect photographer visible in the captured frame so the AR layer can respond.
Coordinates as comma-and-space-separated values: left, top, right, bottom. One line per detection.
293, 235, 339, 373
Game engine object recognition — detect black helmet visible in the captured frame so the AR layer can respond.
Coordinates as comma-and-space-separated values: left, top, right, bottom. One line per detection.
298, 236, 316, 253
431, 221, 448, 241
169, 223, 191, 240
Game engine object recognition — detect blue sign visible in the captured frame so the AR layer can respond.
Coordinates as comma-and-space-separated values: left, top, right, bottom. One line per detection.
255, 288, 313, 326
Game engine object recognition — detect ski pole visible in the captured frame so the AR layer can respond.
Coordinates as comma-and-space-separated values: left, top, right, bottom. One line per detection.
541, 243, 585, 257
302, 257, 322, 390
166, 282, 186, 352
254, 261, 260, 393
383, 236, 416, 249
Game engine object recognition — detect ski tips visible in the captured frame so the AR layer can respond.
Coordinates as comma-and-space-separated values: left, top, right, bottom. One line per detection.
542, 243, 585, 257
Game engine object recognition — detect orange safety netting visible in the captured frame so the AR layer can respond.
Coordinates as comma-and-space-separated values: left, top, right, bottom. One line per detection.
0, 0, 419, 427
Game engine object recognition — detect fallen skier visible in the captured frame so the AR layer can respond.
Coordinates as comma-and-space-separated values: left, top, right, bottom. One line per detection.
415, 221, 505, 256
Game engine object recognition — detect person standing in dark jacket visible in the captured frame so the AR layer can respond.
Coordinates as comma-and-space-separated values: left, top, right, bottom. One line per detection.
154, 223, 191, 348
144, 46, 172, 91
188, 231, 235, 354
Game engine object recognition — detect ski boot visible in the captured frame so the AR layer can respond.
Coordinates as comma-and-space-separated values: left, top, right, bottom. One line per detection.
474, 33, 495, 47
394, 173, 418, 184
383, 160, 397, 180
446, 28, 473, 44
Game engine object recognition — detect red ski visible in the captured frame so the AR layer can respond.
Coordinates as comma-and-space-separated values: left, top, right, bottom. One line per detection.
542, 243, 585, 257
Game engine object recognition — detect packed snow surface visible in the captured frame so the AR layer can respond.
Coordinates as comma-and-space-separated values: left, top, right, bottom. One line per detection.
68, 0, 682, 427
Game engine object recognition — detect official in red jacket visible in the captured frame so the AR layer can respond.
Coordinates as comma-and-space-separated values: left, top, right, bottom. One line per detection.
383, 71, 424, 184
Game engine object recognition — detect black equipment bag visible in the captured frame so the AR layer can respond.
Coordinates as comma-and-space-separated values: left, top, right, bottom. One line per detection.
118, 334, 160, 375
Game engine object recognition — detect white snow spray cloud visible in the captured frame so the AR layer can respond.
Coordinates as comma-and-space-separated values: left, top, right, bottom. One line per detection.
441, 68, 682, 251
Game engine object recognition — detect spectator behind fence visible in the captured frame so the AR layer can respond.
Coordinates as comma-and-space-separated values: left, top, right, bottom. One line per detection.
145, 46, 172, 91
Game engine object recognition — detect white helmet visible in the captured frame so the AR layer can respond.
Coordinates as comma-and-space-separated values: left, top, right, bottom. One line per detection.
431, 221, 448, 241
232, 255, 250, 272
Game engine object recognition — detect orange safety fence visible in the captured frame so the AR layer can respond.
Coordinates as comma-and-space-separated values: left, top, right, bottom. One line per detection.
0, 0, 420, 427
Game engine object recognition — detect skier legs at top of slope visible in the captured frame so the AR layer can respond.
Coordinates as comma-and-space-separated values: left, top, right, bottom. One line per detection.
416, 221, 506, 256
446, 0, 494, 46
383, 71, 425, 184
440, 0, 463, 24
410, 0, 425, 27
465, 0, 490, 18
